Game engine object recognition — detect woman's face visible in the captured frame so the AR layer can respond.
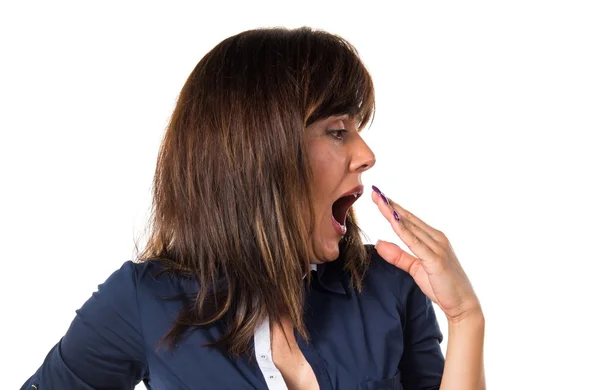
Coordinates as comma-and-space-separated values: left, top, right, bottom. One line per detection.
305, 114, 376, 263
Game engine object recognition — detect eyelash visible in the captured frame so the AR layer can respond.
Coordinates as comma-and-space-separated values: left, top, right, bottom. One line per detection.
327, 129, 347, 141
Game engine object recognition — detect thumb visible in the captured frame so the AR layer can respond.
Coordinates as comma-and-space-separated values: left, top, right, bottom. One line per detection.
375, 240, 419, 274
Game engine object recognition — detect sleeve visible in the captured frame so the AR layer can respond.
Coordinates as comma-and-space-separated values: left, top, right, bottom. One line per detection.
399, 281, 445, 390
20, 261, 149, 390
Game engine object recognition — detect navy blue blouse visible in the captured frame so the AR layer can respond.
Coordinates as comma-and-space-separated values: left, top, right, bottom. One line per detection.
21, 246, 444, 390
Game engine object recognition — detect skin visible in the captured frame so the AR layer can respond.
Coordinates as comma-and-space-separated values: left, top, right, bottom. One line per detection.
271, 114, 376, 390
304, 114, 376, 263
372, 191, 486, 389
303, 114, 486, 388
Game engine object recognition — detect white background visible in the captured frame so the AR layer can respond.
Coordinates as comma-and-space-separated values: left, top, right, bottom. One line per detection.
1, 1, 599, 389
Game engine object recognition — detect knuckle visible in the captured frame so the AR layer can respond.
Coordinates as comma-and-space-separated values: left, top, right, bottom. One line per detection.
436, 230, 450, 244
410, 234, 422, 248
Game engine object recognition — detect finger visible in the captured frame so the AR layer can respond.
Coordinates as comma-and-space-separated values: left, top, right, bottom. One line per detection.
371, 190, 438, 251
371, 190, 439, 263
371, 186, 448, 252
387, 198, 446, 243
384, 196, 449, 257
375, 239, 421, 277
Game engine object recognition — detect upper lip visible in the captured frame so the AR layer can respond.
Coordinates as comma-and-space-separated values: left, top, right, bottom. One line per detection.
339, 184, 364, 199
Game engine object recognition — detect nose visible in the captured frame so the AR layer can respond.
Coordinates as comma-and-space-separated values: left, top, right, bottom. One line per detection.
349, 135, 376, 173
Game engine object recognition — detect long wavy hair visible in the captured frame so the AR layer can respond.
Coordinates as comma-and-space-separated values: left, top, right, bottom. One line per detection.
135, 26, 375, 358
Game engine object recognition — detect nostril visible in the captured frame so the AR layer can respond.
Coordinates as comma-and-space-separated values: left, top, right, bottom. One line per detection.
353, 154, 376, 172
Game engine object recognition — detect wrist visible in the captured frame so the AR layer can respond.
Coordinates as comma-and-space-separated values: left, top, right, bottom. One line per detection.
447, 307, 485, 328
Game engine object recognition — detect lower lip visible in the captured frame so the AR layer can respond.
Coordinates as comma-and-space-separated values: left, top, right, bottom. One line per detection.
331, 215, 347, 236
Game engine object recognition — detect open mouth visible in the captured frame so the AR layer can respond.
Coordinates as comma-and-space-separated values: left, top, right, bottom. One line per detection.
331, 185, 363, 235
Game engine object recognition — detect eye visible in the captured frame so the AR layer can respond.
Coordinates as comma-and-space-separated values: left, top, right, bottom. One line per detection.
327, 129, 347, 141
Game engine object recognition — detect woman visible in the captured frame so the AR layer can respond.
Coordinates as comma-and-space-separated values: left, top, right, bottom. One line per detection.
22, 27, 485, 390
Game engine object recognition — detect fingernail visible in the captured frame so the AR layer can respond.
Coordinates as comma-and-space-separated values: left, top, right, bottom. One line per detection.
376, 239, 381, 246
371, 185, 389, 204
393, 210, 401, 222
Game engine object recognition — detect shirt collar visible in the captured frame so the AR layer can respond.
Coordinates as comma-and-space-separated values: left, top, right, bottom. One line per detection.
182, 262, 351, 297
314, 258, 352, 296
303, 264, 318, 280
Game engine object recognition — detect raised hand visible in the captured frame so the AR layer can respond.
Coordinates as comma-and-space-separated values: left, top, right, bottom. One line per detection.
371, 185, 482, 324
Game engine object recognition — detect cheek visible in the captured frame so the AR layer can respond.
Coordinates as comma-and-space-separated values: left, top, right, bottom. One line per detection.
306, 142, 347, 230
310, 157, 331, 220
309, 146, 345, 190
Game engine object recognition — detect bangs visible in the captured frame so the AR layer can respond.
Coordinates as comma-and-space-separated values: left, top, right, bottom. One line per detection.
302, 31, 375, 130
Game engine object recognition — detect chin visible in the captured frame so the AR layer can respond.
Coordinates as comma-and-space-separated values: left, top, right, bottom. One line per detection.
313, 240, 341, 263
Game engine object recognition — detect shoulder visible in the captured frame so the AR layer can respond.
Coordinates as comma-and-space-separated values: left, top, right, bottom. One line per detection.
76, 260, 194, 344
364, 244, 417, 293
79, 261, 146, 319
86, 259, 193, 313
93, 260, 155, 299
360, 244, 419, 311
99, 259, 197, 299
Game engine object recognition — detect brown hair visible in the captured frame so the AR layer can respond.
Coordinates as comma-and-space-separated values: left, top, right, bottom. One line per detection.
135, 26, 375, 357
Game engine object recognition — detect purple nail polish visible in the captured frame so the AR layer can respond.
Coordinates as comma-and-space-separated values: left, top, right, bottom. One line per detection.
380, 193, 390, 205
393, 210, 401, 222
372, 185, 389, 204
